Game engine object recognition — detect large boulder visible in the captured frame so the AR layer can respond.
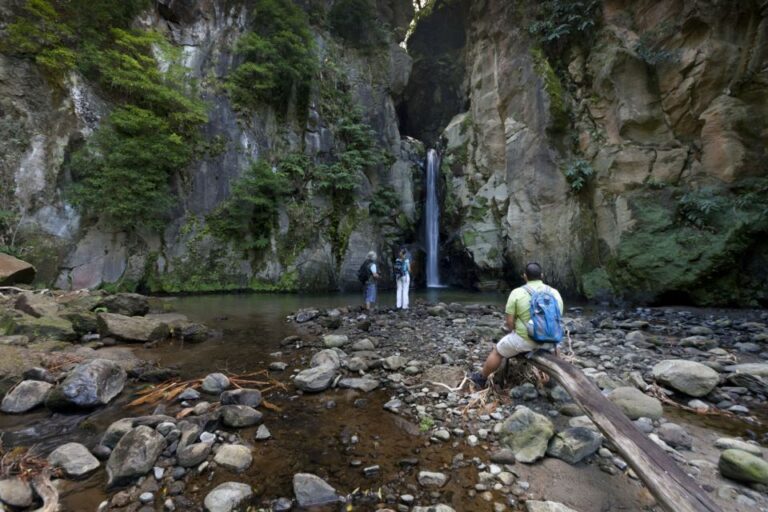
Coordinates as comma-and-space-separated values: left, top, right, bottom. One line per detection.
204, 482, 253, 512
97, 312, 168, 343
546, 427, 603, 464
293, 473, 339, 508
47, 442, 100, 478
652, 360, 720, 397
3, 312, 76, 341
500, 406, 555, 463
1, 380, 53, 413
294, 366, 337, 392
14, 293, 59, 318
96, 293, 149, 316
106, 426, 165, 487
719, 449, 768, 484
0, 253, 35, 285
46, 359, 126, 410
608, 387, 663, 420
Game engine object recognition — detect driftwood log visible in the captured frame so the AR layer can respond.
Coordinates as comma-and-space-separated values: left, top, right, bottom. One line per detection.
528, 351, 721, 512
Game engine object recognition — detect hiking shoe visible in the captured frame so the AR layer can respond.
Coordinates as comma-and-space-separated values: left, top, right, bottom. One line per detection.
469, 371, 487, 389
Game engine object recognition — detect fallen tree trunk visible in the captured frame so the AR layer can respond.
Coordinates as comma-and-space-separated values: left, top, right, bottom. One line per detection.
528, 351, 721, 512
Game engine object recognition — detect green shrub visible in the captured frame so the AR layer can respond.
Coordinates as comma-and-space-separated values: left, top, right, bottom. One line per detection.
369, 186, 400, 220
329, 0, 386, 49
67, 28, 206, 231
207, 160, 290, 252
3, 0, 148, 80
226, 0, 316, 114
677, 187, 725, 229
528, 0, 602, 59
68, 106, 192, 231
563, 159, 594, 192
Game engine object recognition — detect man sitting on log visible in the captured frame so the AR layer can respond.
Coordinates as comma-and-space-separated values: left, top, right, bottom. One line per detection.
471, 262, 564, 389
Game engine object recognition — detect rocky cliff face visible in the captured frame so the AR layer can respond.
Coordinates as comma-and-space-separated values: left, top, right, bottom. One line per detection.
2, 0, 420, 293
404, 0, 768, 305
3, 0, 767, 305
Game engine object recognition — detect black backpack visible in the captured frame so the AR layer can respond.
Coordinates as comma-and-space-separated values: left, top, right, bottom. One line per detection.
393, 258, 404, 279
357, 260, 372, 283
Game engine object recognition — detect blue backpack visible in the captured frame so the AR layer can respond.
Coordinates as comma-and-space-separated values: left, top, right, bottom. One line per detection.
524, 285, 563, 344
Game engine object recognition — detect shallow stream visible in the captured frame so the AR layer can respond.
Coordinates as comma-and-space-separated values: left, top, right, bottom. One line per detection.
1, 290, 764, 511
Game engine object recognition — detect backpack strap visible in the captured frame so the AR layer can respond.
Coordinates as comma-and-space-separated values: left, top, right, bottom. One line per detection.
523, 285, 536, 296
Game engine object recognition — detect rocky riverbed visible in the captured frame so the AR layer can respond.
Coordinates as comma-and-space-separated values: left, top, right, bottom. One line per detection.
0, 290, 767, 512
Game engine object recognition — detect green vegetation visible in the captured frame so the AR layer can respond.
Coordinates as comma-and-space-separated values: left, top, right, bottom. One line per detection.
369, 186, 400, 220
329, 0, 386, 49
67, 29, 206, 231
0, 209, 22, 257
530, 47, 568, 132
5, 1, 206, 233
419, 416, 435, 433
3, 0, 149, 81
593, 182, 768, 305
528, 0, 602, 60
226, 0, 316, 114
563, 159, 594, 192
207, 160, 290, 252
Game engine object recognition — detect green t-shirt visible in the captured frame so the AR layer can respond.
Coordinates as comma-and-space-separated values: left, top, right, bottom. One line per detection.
504, 280, 564, 340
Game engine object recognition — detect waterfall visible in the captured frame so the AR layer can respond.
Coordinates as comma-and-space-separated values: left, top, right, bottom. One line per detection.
425, 149, 442, 287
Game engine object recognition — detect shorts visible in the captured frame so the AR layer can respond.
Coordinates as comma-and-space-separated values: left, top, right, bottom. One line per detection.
364, 283, 377, 304
496, 332, 555, 358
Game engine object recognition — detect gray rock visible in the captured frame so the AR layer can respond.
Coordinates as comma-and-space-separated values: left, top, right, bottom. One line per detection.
0, 477, 33, 508
546, 427, 603, 464
96, 293, 149, 316
294, 366, 336, 392
310, 349, 342, 369
46, 359, 126, 410
97, 312, 168, 342
295, 309, 319, 323
106, 426, 165, 487
500, 406, 555, 463
214, 444, 252, 472
489, 448, 516, 464
383, 355, 407, 370
220, 389, 262, 408
293, 473, 339, 508
715, 438, 763, 456
658, 423, 693, 450
608, 387, 663, 420
220, 405, 263, 428
719, 449, 768, 484
177, 443, 212, 467
203, 482, 253, 512
724, 363, 768, 378
338, 378, 380, 392
350, 339, 375, 351
651, 360, 720, 397
680, 336, 718, 350
255, 425, 271, 441
48, 442, 100, 477
417, 470, 449, 488
412, 506, 455, 512
525, 501, 580, 512
201, 373, 230, 393
1, 379, 53, 413
323, 334, 349, 348
102, 418, 135, 448
177, 421, 202, 451
178, 388, 201, 401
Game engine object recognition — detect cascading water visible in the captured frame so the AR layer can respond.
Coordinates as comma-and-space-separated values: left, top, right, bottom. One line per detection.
425, 149, 442, 287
